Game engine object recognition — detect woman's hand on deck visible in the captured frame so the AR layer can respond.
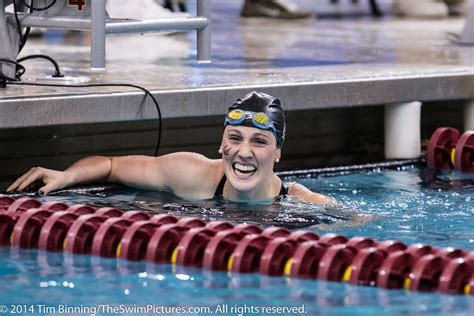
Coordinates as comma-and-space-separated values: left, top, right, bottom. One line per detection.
6, 167, 72, 195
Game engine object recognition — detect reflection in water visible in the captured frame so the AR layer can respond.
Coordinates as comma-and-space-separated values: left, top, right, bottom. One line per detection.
44, 186, 360, 229
2, 166, 474, 315
5, 247, 474, 315
418, 168, 474, 194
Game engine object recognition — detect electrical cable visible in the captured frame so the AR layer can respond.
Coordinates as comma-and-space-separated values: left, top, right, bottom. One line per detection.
20, 0, 56, 11
12, 0, 35, 53
3, 2, 162, 156
17, 54, 63, 77
0, 59, 25, 81
12, 1, 25, 52
3, 81, 162, 156
18, 26, 31, 53
11, 2, 62, 73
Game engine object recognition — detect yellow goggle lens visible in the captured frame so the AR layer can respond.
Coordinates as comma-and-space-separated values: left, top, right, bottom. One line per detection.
228, 110, 244, 120
253, 113, 269, 125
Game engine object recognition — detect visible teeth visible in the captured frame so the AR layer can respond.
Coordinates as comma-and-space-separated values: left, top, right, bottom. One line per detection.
234, 163, 256, 173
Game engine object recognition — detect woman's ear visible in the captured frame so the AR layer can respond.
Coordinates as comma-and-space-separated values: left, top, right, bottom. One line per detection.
218, 138, 224, 155
275, 148, 281, 163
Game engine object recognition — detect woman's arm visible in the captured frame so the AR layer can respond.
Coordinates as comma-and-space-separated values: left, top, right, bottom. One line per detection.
7, 153, 221, 197
288, 182, 338, 205
7, 156, 112, 195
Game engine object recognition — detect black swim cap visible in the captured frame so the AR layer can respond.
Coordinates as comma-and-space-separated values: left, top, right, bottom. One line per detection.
227, 91, 286, 148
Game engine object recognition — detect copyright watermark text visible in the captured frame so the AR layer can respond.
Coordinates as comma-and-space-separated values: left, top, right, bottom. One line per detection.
0, 303, 307, 315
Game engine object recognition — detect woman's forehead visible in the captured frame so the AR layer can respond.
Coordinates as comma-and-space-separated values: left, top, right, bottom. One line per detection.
225, 125, 275, 138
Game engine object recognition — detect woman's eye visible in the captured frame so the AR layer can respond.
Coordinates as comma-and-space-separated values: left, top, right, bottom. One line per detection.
254, 138, 268, 145
229, 135, 241, 141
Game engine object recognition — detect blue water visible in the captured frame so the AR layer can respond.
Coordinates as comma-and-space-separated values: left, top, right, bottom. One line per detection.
1, 165, 473, 316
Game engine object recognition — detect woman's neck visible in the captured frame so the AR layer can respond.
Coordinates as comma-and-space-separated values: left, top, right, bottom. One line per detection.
223, 175, 280, 203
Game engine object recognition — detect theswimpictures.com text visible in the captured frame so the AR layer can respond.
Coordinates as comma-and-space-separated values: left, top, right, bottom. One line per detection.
1, 303, 307, 315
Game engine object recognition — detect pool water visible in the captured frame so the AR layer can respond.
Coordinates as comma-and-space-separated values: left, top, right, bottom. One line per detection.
1, 165, 473, 316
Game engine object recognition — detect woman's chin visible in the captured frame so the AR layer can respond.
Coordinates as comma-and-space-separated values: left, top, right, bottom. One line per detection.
228, 174, 258, 193
231, 181, 256, 193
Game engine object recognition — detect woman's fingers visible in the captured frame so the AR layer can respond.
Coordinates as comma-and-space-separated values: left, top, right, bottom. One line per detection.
6, 167, 41, 192
39, 181, 59, 195
7, 167, 67, 195
16, 168, 47, 192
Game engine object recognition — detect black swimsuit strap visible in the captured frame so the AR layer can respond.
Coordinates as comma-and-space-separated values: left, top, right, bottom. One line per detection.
214, 174, 227, 197
214, 175, 288, 197
279, 182, 288, 196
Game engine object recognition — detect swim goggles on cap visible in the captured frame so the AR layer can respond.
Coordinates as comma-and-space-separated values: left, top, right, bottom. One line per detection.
224, 109, 278, 134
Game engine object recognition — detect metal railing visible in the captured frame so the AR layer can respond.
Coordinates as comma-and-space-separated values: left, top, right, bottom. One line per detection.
1, 0, 211, 70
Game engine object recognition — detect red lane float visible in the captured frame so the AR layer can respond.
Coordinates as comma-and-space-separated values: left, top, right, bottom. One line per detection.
118, 220, 162, 261
39, 201, 69, 212
268, 232, 320, 277
427, 127, 460, 169
453, 131, 473, 172
467, 274, 474, 295
317, 244, 357, 281
377, 251, 418, 289
259, 237, 297, 276
376, 240, 407, 253
120, 214, 185, 261
285, 241, 327, 279
7, 197, 41, 214
95, 207, 124, 218
232, 223, 262, 235
260, 227, 290, 238
203, 229, 250, 271
287, 230, 319, 243
173, 223, 235, 267
0, 212, 17, 245
205, 221, 234, 232
38, 211, 80, 251
345, 247, 387, 286
406, 254, 447, 292
438, 253, 474, 295
144, 217, 205, 264
2, 195, 474, 297
91, 217, 136, 257
438, 247, 468, 260
146, 224, 188, 263
64, 214, 108, 254
149, 214, 178, 225
175, 217, 206, 229
65, 204, 96, 215
346, 237, 377, 250
121, 210, 151, 221
229, 234, 271, 273
318, 233, 348, 247
0, 196, 15, 211
173, 228, 218, 267
11, 209, 53, 248
427, 127, 473, 172
405, 243, 439, 258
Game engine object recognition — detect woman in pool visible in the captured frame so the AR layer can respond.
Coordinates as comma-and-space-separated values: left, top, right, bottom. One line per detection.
7, 91, 335, 205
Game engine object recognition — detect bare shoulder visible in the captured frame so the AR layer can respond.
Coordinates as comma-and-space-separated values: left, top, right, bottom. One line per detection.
287, 182, 337, 205
156, 152, 223, 198
159, 152, 221, 176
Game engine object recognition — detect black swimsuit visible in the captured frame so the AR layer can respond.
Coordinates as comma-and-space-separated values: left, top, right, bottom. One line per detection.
214, 175, 288, 198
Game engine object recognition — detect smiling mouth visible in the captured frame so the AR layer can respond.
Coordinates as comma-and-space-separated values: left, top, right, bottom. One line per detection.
233, 162, 257, 177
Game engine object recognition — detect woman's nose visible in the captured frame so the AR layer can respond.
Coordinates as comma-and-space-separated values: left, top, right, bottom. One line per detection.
237, 142, 253, 159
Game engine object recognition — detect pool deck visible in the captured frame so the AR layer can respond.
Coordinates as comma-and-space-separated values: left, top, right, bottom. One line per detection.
0, 0, 473, 128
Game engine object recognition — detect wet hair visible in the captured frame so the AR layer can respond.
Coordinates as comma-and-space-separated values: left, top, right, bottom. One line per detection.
227, 91, 286, 147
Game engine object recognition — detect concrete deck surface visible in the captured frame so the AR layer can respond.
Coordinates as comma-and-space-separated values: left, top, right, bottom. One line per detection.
0, 0, 473, 128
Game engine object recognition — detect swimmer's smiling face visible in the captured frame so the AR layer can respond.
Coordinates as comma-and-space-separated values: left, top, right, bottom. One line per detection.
220, 125, 281, 198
